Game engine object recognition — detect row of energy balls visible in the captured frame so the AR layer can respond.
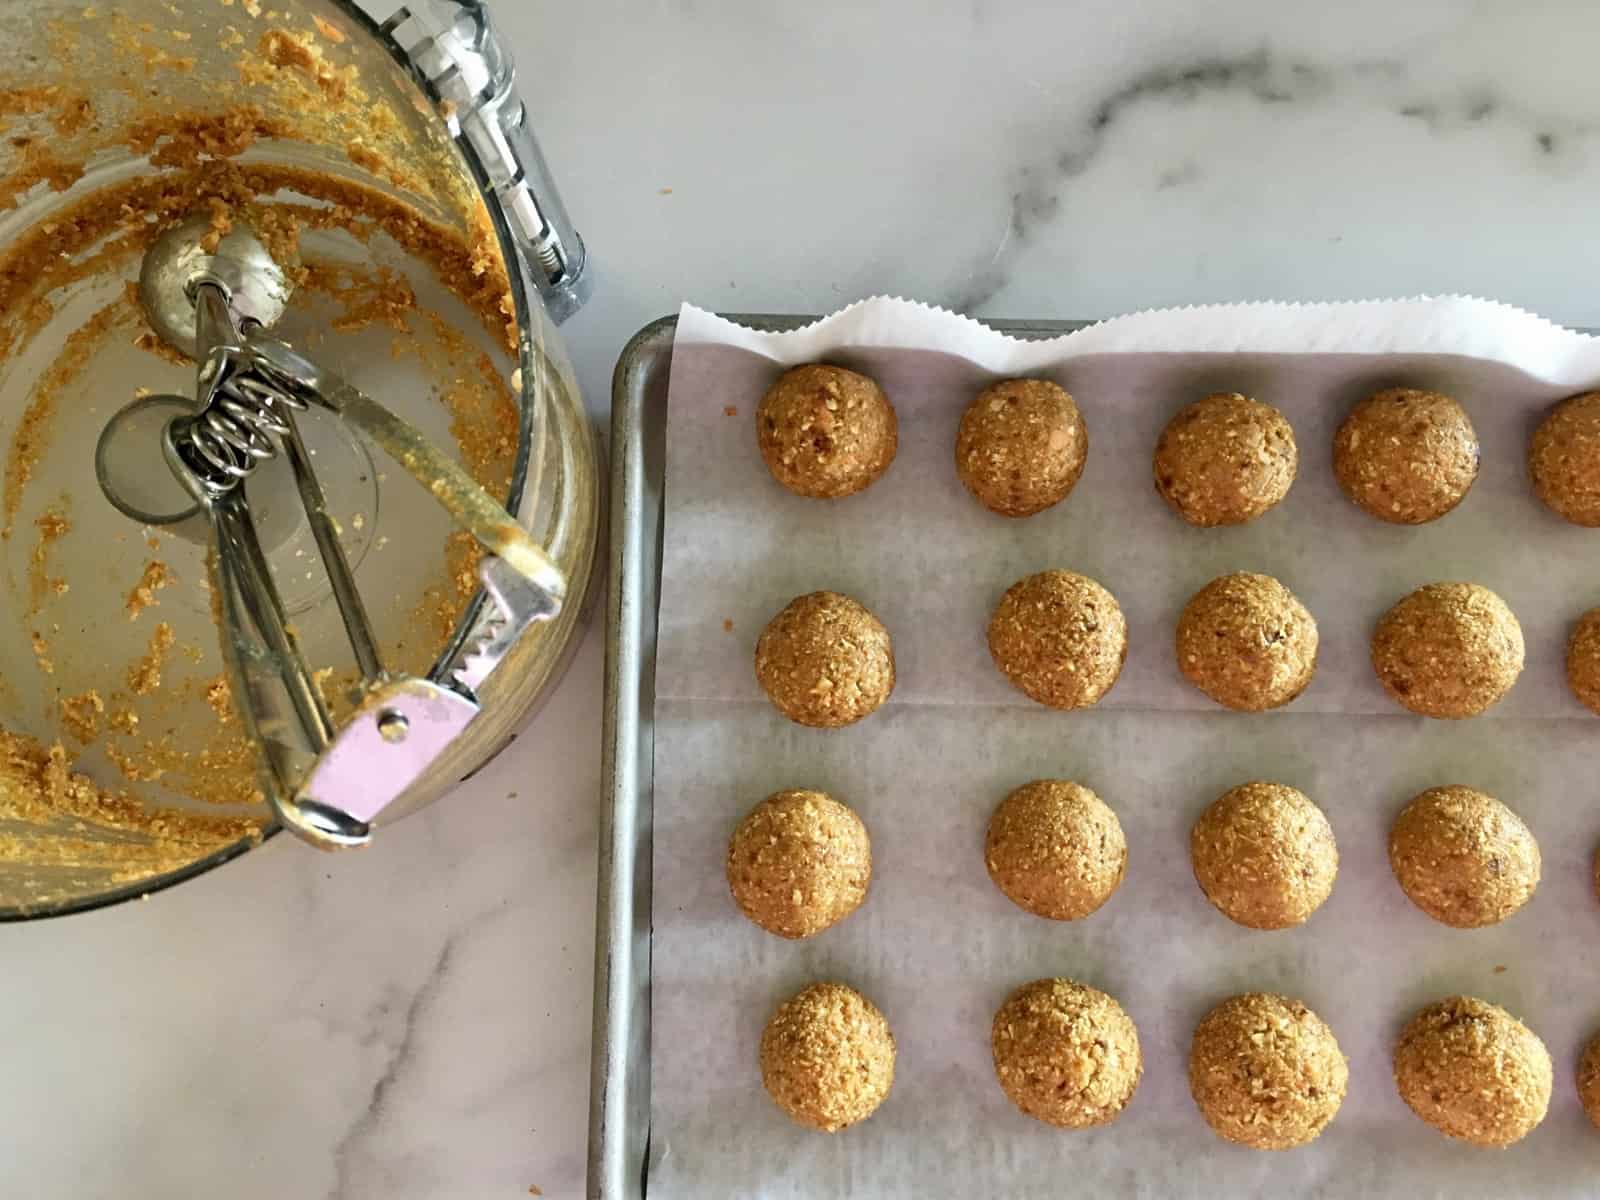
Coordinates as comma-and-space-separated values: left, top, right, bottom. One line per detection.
756, 363, 1600, 718
736, 778, 1570, 1147
739, 366, 1600, 1146
758, 979, 1568, 1151
757, 362, 1600, 526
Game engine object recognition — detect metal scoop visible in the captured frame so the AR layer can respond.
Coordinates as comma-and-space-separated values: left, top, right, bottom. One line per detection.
97, 210, 564, 848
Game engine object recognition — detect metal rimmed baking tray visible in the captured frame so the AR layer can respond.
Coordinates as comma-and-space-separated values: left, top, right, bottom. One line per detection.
588, 314, 1090, 1199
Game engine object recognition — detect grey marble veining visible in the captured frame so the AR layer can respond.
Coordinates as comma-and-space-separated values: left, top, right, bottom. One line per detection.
7, 1, 1600, 1198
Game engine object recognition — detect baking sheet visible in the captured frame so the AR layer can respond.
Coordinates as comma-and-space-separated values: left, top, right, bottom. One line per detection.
651, 296, 1600, 1198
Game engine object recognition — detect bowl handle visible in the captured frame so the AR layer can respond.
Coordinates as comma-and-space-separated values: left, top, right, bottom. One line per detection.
383, 0, 592, 324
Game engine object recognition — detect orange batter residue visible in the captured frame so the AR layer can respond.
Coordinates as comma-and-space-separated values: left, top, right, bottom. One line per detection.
0, 3, 531, 904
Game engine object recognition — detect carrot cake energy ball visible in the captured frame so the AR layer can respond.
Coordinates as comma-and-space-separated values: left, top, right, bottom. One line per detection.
1176, 572, 1317, 711
1387, 786, 1539, 928
1566, 606, 1600, 716
955, 378, 1087, 517
1529, 391, 1600, 526
757, 364, 897, 499
985, 780, 1127, 920
1370, 583, 1523, 718
987, 570, 1127, 710
1578, 1030, 1600, 1131
991, 978, 1142, 1128
1188, 992, 1348, 1150
755, 591, 894, 727
727, 790, 871, 939
1333, 387, 1479, 523
760, 982, 895, 1132
1153, 392, 1297, 526
1190, 782, 1337, 930
1394, 996, 1552, 1147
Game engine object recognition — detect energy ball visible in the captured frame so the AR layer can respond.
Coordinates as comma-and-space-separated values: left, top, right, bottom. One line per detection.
1529, 391, 1600, 526
1394, 996, 1551, 1147
1371, 583, 1524, 719
1387, 785, 1539, 928
761, 982, 896, 1133
1190, 782, 1338, 930
1567, 607, 1600, 716
955, 378, 1087, 517
985, 780, 1127, 920
1578, 1031, 1600, 1130
1176, 572, 1318, 712
755, 591, 894, 727
1333, 387, 1479, 524
987, 570, 1127, 710
1188, 992, 1348, 1150
1153, 392, 1298, 526
757, 364, 897, 499
991, 978, 1142, 1128
727, 790, 871, 939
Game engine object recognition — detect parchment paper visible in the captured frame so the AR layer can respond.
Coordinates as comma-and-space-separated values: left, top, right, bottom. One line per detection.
650, 296, 1600, 1199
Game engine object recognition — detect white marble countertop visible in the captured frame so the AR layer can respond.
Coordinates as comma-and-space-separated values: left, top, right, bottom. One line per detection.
9, 2, 1600, 1197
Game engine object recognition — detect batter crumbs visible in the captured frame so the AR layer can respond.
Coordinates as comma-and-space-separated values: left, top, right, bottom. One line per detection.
0, 730, 262, 893
300, 260, 417, 335
423, 311, 521, 497
0, 86, 65, 125
124, 105, 289, 169
403, 529, 484, 670
194, 194, 234, 254
104, 728, 264, 807
4, 298, 135, 535
127, 621, 176, 695
250, 29, 359, 104
311, 15, 347, 44
29, 504, 71, 611
59, 689, 105, 744
0, 87, 95, 139
0, 138, 88, 210
125, 559, 172, 619
1, 157, 517, 363
132, 328, 193, 367
31, 631, 53, 675
203, 675, 234, 722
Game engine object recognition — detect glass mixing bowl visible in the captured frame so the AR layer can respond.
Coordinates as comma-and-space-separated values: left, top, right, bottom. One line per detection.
0, 0, 599, 916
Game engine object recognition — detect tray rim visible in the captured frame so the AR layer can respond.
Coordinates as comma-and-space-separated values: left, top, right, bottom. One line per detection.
590, 313, 1092, 1199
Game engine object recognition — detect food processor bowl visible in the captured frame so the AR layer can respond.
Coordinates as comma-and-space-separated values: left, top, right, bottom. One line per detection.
0, 0, 599, 916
